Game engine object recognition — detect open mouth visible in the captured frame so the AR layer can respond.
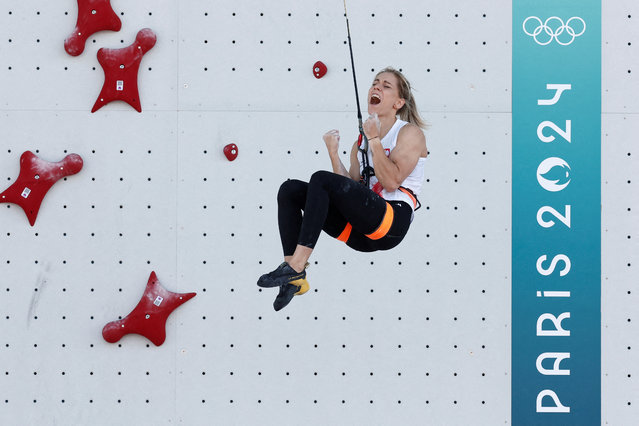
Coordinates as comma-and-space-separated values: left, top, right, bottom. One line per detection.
370, 94, 381, 105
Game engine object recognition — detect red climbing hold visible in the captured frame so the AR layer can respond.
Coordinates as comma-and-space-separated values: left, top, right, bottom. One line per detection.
64, 0, 122, 56
0, 151, 83, 226
224, 143, 238, 161
91, 28, 157, 113
102, 272, 196, 346
313, 61, 327, 79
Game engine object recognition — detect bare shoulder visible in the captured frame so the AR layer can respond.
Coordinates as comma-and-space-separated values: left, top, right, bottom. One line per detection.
399, 122, 425, 140
398, 122, 427, 156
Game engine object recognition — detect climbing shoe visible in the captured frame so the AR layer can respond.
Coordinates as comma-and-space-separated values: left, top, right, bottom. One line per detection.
273, 278, 310, 311
257, 262, 306, 288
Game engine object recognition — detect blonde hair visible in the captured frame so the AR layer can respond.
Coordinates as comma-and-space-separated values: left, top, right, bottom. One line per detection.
375, 67, 427, 129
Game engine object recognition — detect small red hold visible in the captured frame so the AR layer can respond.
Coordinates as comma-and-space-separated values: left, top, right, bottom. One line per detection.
102, 271, 196, 346
92, 28, 157, 113
64, 0, 122, 56
223, 143, 238, 161
313, 61, 327, 79
0, 151, 83, 226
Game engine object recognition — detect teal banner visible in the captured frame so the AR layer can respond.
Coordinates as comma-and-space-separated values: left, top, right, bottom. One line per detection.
512, 1, 601, 425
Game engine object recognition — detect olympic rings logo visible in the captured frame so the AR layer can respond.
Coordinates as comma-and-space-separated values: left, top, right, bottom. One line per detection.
523, 16, 586, 46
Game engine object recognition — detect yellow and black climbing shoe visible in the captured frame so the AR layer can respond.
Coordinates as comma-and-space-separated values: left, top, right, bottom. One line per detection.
257, 262, 306, 288
291, 278, 310, 296
273, 278, 310, 311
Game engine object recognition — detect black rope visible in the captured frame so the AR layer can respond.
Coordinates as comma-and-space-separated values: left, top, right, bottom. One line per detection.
343, 0, 371, 188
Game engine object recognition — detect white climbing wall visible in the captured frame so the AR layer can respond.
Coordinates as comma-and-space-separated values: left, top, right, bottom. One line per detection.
0, 0, 635, 425
602, 1, 639, 424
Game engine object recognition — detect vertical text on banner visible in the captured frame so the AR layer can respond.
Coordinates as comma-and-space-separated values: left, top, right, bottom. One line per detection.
512, 1, 601, 425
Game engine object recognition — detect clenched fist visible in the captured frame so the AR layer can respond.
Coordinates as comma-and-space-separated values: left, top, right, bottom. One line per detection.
323, 129, 340, 155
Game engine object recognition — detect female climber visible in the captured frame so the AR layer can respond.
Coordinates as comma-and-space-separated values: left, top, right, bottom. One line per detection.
258, 67, 428, 311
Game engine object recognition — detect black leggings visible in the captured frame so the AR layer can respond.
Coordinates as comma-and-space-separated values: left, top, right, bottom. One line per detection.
277, 170, 412, 255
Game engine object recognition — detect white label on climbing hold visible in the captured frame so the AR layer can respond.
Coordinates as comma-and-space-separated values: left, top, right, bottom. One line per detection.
154, 296, 164, 306
21, 187, 31, 198
116, 80, 124, 91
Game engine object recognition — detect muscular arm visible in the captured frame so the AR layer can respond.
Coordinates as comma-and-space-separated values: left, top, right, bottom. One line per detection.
348, 141, 362, 181
324, 130, 361, 181
369, 124, 427, 192
327, 147, 350, 177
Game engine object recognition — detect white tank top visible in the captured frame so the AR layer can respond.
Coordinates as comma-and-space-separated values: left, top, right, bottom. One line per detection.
358, 118, 426, 210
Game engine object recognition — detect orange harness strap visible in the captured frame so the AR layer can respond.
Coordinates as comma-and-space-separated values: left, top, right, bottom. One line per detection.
398, 187, 418, 209
365, 202, 394, 240
336, 202, 395, 243
337, 223, 352, 242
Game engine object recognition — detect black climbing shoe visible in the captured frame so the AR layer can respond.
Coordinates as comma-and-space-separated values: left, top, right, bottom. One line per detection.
257, 262, 306, 288
273, 278, 310, 311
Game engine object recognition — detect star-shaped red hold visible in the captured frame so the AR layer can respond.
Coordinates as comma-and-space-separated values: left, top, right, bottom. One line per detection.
0, 151, 83, 226
64, 0, 122, 56
92, 28, 157, 113
102, 272, 196, 346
